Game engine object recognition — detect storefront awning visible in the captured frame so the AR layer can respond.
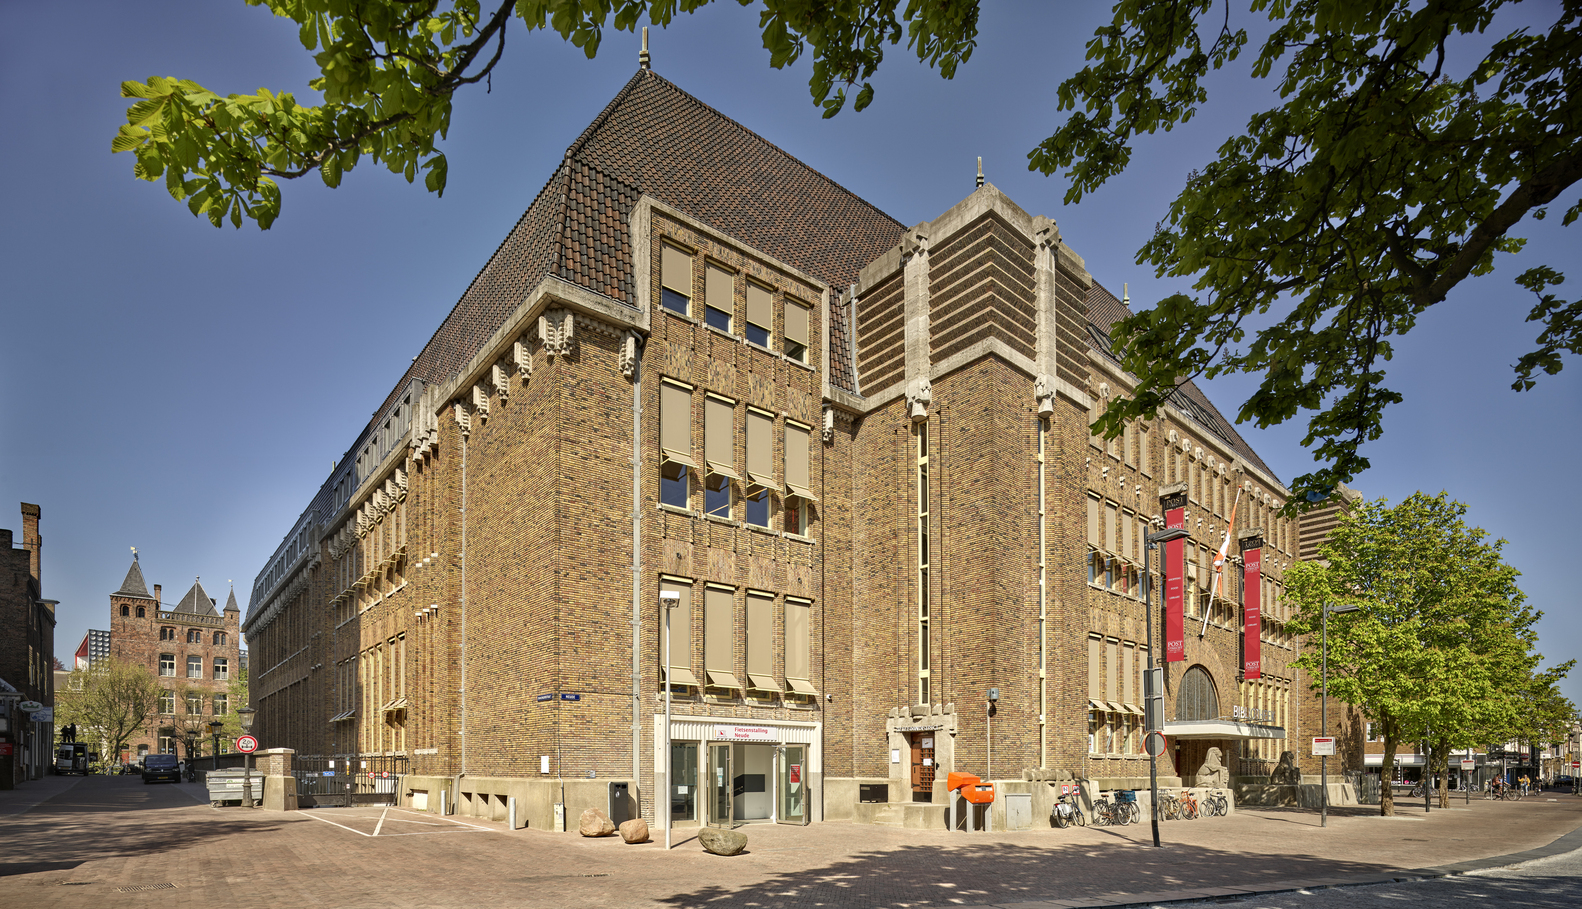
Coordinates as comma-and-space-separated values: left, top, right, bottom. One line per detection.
1364, 753, 1427, 767
1164, 719, 1286, 740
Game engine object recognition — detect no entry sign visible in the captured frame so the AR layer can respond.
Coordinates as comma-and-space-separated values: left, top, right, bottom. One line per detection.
236, 735, 259, 754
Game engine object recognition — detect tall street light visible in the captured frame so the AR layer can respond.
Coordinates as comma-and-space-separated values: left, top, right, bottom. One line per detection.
660, 588, 681, 851
208, 719, 224, 773
1143, 525, 1190, 848
237, 706, 257, 808
1321, 604, 1360, 827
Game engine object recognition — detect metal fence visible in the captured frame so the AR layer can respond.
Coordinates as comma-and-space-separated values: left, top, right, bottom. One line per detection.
291, 754, 408, 807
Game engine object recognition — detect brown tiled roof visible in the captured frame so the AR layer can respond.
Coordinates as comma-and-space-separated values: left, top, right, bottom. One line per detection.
362, 69, 902, 429
1086, 283, 1279, 483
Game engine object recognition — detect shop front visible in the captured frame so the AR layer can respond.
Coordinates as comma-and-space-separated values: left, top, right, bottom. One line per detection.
658, 717, 818, 828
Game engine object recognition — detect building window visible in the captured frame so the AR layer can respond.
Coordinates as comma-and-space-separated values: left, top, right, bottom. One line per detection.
213, 694, 228, 715
121, 604, 129, 617
704, 394, 737, 518
187, 628, 201, 644
660, 380, 696, 509
1089, 709, 1101, 754
783, 299, 810, 363
214, 658, 229, 680
745, 408, 775, 528
186, 694, 203, 715
158, 735, 175, 754
916, 421, 930, 704
214, 631, 226, 646
745, 281, 773, 348
661, 241, 691, 315
658, 578, 698, 688
785, 597, 815, 696
704, 262, 733, 332
187, 656, 203, 679
160, 626, 175, 641
746, 591, 777, 693
159, 654, 176, 677
159, 690, 175, 714
783, 422, 815, 536
704, 584, 739, 690
136, 606, 145, 617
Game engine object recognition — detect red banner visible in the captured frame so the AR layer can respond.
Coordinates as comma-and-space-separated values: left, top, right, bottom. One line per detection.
1163, 492, 1187, 663
1242, 537, 1262, 679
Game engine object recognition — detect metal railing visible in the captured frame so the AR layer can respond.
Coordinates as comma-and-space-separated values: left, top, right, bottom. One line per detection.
291, 754, 408, 807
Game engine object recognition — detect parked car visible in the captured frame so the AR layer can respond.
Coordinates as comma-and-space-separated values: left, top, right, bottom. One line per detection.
142, 754, 181, 784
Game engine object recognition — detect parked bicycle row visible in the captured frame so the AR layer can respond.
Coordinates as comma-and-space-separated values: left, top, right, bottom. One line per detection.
1051, 787, 1230, 828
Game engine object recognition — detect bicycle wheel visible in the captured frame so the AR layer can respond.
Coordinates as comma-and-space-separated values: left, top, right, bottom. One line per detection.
1053, 804, 1069, 828
1128, 802, 1141, 824
1074, 803, 1086, 826
1185, 799, 1199, 819
1214, 795, 1228, 816
1117, 802, 1131, 825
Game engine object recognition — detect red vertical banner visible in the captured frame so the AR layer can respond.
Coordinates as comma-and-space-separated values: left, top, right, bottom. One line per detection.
1242, 535, 1262, 679
1162, 489, 1188, 663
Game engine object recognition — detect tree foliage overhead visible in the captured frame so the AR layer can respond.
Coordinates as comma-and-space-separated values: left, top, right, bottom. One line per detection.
1284, 491, 1572, 815
115, 2, 1579, 497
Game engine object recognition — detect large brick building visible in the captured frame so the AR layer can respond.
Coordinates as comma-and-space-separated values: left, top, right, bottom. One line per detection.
244, 63, 1309, 828
1, 503, 56, 786
108, 556, 242, 761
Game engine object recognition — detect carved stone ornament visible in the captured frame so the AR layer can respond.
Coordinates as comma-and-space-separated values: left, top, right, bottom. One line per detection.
1168, 429, 1179, 445
453, 401, 472, 439
492, 361, 511, 403
822, 404, 834, 444
471, 383, 491, 422
513, 336, 534, 380
901, 227, 929, 261
539, 309, 575, 357
619, 330, 641, 380
905, 377, 933, 422
1034, 374, 1056, 417
1195, 748, 1229, 788
1031, 214, 1059, 249
1099, 382, 1110, 399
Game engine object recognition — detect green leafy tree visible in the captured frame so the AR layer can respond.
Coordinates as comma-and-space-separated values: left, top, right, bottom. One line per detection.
53, 657, 163, 768
116, 2, 1579, 497
1285, 492, 1566, 816
216, 666, 251, 745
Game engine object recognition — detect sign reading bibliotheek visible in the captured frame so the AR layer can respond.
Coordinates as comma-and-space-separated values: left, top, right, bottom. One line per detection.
1311, 737, 1336, 756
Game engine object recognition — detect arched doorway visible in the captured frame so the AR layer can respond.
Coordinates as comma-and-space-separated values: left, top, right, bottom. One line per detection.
1174, 666, 1219, 782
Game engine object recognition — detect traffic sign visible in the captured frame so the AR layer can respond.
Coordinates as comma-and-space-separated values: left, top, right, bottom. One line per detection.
1144, 731, 1169, 758
1312, 737, 1336, 756
236, 735, 259, 754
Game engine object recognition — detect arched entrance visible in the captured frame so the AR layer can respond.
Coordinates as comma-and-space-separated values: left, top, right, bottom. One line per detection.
1174, 665, 1219, 782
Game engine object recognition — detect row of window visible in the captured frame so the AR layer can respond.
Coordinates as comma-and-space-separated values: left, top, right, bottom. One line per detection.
658, 578, 815, 697
159, 690, 229, 715
659, 380, 816, 534
159, 626, 227, 645
158, 654, 229, 680
660, 241, 812, 364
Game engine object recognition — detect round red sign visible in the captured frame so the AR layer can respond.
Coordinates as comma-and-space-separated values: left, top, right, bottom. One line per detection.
236, 735, 259, 754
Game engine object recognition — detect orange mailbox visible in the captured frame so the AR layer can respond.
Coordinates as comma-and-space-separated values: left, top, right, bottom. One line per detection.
947, 772, 995, 804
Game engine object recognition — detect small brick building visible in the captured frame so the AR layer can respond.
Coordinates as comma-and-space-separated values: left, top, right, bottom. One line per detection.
1, 503, 55, 786
244, 63, 1314, 829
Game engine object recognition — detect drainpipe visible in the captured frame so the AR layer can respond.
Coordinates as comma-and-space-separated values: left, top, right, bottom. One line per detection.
459, 430, 469, 777
1038, 417, 1048, 769
629, 356, 644, 787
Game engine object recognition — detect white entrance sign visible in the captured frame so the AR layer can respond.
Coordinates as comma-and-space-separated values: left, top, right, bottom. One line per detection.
1311, 737, 1335, 756
713, 724, 778, 742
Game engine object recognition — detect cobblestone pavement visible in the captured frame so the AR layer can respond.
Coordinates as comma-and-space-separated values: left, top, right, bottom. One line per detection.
1, 776, 1579, 909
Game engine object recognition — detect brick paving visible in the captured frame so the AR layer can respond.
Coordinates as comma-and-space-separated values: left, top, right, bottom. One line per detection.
2, 776, 1579, 909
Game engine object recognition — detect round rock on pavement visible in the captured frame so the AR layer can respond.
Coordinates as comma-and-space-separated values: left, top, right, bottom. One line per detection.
698, 827, 747, 856
579, 808, 616, 837
618, 818, 650, 843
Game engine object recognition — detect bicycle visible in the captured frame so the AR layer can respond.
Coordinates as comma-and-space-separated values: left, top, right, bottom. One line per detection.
1177, 789, 1200, 819
1203, 789, 1228, 817
1157, 791, 1180, 820
1091, 793, 1129, 826
1051, 788, 1086, 828
1408, 781, 1425, 798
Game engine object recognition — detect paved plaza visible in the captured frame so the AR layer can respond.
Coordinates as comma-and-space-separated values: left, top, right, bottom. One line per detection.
2, 775, 1579, 909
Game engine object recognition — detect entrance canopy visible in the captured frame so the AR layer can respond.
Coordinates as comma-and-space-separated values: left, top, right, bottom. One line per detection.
1165, 719, 1286, 740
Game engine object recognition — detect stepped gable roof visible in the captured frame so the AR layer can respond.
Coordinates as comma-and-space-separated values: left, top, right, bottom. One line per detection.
173, 578, 219, 617
112, 558, 153, 599
365, 68, 904, 425
1086, 282, 1278, 484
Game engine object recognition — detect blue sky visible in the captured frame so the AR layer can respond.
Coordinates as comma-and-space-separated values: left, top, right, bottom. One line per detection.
3, 2, 1578, 707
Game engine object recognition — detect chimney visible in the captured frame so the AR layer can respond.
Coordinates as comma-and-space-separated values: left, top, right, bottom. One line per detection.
154, 584, 162, 606
20, 502, 40, 586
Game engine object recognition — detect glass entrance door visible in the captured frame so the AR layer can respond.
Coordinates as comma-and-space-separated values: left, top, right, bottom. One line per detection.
708, 743, 734, 827
777, 745, 807, 825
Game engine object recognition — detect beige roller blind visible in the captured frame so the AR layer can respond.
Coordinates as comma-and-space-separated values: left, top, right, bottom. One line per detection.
746, 592, 777, 690
785, 299, 809, 346
661, 242, 691, 296
1122, 509, 1134, 561
1140, 427, 1151, 476
705, 395, 739, 479
784, 423, 815, 501
1105, 501, 1118, 554
1106, 638, 1119, 702
746, 281, 772, 330
659, 579, 698, 687
660, 382, 696, 467
1123, 643, 1136, 706
746, 409, 774, 489
706, 264, 733, 315
1088, 634, 1101, 700
785, 598, 813, 693
1087, 494, 1100, 547
704, 585, 740, 689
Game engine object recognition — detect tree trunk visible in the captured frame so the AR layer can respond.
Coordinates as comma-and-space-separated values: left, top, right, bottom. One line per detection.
1433, 735, 1450, 808
1380, 731, 1397, 817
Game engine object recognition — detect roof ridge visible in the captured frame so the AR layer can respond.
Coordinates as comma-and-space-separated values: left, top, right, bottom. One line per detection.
563, 68, 652, 164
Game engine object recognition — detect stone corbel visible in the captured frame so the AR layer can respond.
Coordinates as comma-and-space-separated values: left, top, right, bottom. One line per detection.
453, 400, 472, 440
395, 468, 408, 499
513, 336, 534, 382
492, 360, 511, 404
905, 377, 932, 422
540, 309, 575, 357
1034, 374, 1056, 417
471, 383, 491, 422
821, 404, 834, 444
619, 330, 641, 380
1031, 215, 1060, 249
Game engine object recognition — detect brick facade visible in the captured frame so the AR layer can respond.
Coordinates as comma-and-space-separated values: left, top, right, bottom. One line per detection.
0, 503, 55, 785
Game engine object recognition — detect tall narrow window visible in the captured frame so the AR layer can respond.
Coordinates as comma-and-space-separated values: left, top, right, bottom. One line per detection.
661, 242, 691, 315
746, 591, 778, 693
705, 263, 734, 332
704, 395, 737, 518
1086, 493, 1102, 586
745, 281, 773, 348
1140, 426, 1151, 476
659, 578, 698, 688
704, 585, 739, 690
660, 380, 695, 509
785, 598, 815, 695
214, 657, 229, 680
784, 421, 815, 536
160, 689, 175, 714
745, 409, 775, 528
159, 653, 175, 677
917, 421, 930, 704
784, 299, 810, 364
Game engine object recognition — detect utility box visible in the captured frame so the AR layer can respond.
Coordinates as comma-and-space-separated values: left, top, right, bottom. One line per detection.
859, 783, 889, 803
1004, 792, 1032, 830
608, 781, 630, 825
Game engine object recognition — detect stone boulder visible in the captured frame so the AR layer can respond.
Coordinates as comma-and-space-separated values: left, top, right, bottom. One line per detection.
579, 808, 616, 837
699, 827, 747, 856
618, 818, 650, 844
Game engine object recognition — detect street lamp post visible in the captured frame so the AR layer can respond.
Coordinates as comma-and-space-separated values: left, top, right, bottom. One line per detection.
237, 706, 256, 808
1321, 604, 1359, 827
208, 719, 224, 773
660, 589, 681, 851
1143, 525, 1190, 849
